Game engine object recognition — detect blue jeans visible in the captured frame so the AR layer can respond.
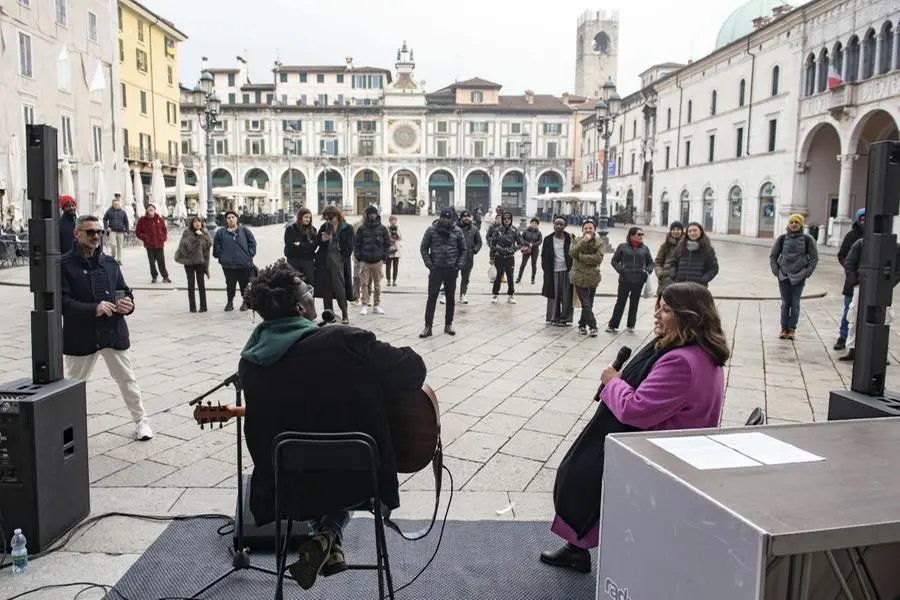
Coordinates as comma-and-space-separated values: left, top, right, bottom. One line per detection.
839, 294, 852, 339
309, 511, 351, 544
778, 278, 805, 330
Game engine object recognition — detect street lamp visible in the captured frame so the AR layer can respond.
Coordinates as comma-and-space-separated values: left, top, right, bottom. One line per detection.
519, 132, 532, 216
595, 77, 622, 250
193, 69, 221, 232
318, 155, 331, 212
283, 127, 297, 211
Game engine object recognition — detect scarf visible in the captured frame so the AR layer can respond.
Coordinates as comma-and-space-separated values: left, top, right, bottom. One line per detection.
619, 337, 679, 390
240, 317, 318, 367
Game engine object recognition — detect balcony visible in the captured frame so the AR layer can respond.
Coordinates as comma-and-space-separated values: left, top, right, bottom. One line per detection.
799, 71, 900, 121
124, 146, 180, 167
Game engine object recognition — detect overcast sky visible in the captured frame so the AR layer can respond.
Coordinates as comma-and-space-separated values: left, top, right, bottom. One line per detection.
144, 0, 753, 97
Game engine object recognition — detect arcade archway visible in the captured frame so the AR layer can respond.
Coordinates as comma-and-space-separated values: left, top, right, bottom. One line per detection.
354, 169, 380, 215
244, 168, 269, 189
318, 170, 343, 213
281, 169, 306, 211
801, 123, 841, 238
392, 170, 418, 215
428, 170, 455, 215
465, 170, 490, 213
501, 171, 525, 216
848, 110, 899, 225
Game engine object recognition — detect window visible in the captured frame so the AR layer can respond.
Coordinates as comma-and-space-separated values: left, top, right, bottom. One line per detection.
436, 140, 448, 158
323, 120, 335, 133
57, 47, 71, 91
119, 39, 124, 62
437, 121, 448, 133
18, 32, 33, 77
138, 133, 152, 160
281, 94, 287, 105
686, 100, 692, 123
55, 0, 67, 26
137, 20, 144, 42
164, 37, 175, 59
506, 141, 519, 158
738, 79, 746, 107
246, 120, 263, 131
336, 94, 344, 106
630, 152, 635, 173
473, 141, 485, 158
136, 49, 148, 72
316, 73, 325, 83
664, 146, 670, 169
228, 93, 235, 104
283, 120, 302, 132
470, 122, 488, 134
245, 139, 266, 155
357, 121, 376, 133
180, 120, 191, 131
168, 141, 178, 163
117, 5, 122, 30
227, 73, 235, 86
123, 129, 129, 155
23, 104, 34, 130
181, 140, 191, 155
316, 94, 327, 106
242, 94, 249, 104
543, 123, 562, 135
710, 90, 717, 115
299, 73, 307, 83
708, 134, 715, 162
632, 120, 637, 138
666, 108, 672, 129
337, 74, 344, 83
319, 139, 338, 155
213, 139, 228, 155
804, 53, 816, 96
121, 82, 126, 107
771, 66, 780, 95
768, 119, 777, 152
299, 94, 307, 105
471, 91, 483, 103
510, 122, 521, 134
684, 140, 691, 166
351, 74, 384, 89
547, 141, 558, 159
140, 90, 147, 114
60, 115, 73, 156
92, 124, 102, 162
736, 127, 744, 157
254, 91, 262, 104
166, 101, 177, 124
279, 73, 287, 83
88, 11, 98, 41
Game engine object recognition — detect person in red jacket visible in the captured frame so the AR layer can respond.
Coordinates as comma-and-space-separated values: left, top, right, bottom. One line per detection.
134, 203, 170, 283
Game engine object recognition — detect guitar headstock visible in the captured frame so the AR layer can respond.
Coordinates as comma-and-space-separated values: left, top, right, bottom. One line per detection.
193, 403, 236, 429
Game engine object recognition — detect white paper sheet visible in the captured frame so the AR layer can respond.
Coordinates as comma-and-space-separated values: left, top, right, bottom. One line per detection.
649, 436, 762, 470
708, 432, 825, 465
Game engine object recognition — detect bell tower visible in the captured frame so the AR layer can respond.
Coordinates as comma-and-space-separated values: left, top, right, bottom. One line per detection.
575, 9, 620, 97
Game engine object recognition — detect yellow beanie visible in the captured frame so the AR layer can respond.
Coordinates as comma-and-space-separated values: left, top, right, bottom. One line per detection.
788, 213, 805, 226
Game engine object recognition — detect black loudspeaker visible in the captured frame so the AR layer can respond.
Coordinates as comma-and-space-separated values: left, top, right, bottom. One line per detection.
0, 378, 89, 554
863, 140, 900, 216
828, 389, 900, 420
234, 474, 309, 551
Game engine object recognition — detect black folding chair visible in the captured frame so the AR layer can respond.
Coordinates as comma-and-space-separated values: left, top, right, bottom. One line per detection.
272, 431, 395, 600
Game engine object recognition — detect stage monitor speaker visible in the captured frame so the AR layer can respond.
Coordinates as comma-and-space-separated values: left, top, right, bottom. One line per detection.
234, 474, 310, 551
0, 378, 89, 554
828, 389, 900, 421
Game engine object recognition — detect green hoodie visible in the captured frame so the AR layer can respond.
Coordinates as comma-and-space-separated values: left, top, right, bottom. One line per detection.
240, 317, 318, 367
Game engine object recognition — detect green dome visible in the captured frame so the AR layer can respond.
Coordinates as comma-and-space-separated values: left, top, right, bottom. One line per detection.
715, 0, 784, 49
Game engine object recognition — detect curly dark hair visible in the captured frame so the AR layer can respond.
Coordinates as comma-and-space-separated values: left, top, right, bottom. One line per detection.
243, 259, 309, 320
658, 282, 731, 365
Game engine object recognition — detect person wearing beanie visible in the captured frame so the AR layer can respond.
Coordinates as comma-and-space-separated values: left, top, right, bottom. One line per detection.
354, 204, 390, 315
769, 213, 818, 340
834, 208, 866, 350
653, 221, 683, 293
58, 195, 78, 254
134, 203, 171, 283
419, 207, 466, 337
454, 210, 482, 304
487, 211, 523, 303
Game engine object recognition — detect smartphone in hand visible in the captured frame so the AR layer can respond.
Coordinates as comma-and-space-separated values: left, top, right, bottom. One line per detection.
113, 290, 126, 313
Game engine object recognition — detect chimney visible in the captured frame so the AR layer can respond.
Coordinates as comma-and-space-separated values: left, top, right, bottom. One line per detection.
345, 56, 354, 70
752, 16, 771, 29
525, 89, 535, 104
771, 3, 792, 17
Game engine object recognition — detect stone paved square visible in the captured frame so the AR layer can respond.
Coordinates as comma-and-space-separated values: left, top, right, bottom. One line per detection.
1, 215, 897, 598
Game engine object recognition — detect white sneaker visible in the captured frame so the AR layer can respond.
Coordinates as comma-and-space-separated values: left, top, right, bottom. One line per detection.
492, 295, 499, 304
359, 306, 369, 315
460, 294, 468, 304
439, 295, 446, 304
373, 305, 385, 315
134, 418, 153, 441
507, 296, 517, 304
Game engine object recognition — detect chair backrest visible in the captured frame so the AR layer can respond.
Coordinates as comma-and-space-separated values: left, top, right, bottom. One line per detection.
744, 407, 766, 427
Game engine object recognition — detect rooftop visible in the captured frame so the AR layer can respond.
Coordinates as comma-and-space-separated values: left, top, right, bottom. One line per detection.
121, 0, 188, 40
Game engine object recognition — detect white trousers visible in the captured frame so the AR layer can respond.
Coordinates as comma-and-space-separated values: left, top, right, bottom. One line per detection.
846, 286, 894, 350
65, 348, 146, 422
107, 231, 125, 262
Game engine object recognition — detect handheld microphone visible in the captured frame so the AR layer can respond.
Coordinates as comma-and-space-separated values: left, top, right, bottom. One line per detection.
594, 346, 633, 401
318, 309, 336, 327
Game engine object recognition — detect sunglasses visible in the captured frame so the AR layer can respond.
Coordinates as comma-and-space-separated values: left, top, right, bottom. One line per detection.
81, 229, 103, 237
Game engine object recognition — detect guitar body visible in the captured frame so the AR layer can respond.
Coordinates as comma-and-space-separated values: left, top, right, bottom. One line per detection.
193, 383, 441, 474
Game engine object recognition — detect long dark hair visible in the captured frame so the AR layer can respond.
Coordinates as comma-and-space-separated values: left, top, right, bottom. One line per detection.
658, 282, 730, 366
296, 208, 315, 240
189, 216, 204, 231
675, 221, 712, 255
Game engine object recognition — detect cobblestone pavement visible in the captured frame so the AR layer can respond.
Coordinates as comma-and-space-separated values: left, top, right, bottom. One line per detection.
1, 216, 895, 598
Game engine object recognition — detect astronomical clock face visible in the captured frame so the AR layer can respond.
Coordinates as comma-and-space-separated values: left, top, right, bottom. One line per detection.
388, 120, 421, 155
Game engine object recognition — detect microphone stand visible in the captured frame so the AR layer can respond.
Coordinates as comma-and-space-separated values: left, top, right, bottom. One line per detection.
187, 373, 281, 598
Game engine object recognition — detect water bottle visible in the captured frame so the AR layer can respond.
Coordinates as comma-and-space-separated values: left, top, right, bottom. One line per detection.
10, 529, 27, 574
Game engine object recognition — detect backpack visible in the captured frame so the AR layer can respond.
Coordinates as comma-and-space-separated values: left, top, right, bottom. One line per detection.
776, 233, 812, 257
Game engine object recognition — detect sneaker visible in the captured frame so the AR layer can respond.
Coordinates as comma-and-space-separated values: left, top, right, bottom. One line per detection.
321, 543, 348, 577
359, 305, 369, 315
605, 327, 617, 334
839, 349, 855, 362
626, 327, 634, 333
590, 328, 599, 337
492, 295, 499, 304
134, 419, 153, 441
460, 294, 469, 304
224, 302, 234, 312
289, 531, 334, 590
162, 278, 172, 284
373, 305, 385, 315
439, 295, 446, 304
779, 329, 788, 339
507, 296, 517, 304
578, 326, 587, 335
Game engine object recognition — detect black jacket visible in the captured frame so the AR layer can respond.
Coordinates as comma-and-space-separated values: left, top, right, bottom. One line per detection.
354, 219, 390, 263
103, 207, 129, 233
541, 233, 573, 298
239, 325, 426, 525
283, 223, 318, 262
457, 221, 482, 268
314, 222, 354, 300
838, 222, 864, 267
60, 247, 134, 356
488, 225, 522, 258
611, 243, 653, 285
671, 243, 719, 286
521, 228, 543, 254
59, 214, 76, 254
420, 222, 467, 270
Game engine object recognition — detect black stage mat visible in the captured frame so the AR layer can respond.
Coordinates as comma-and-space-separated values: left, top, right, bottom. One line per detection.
111, 517, 596, 599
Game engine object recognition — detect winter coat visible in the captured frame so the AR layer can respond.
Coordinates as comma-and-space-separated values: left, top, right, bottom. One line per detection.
174, 228, 212, 271
521, 227, 543, 256
488, 225, 522, 259
213, 226, 257, 269
770, 230, 818, 285
458, 221, 483, 268
420, 222, 467, 270
59, 213, 76, 254
314, 221, 354, 300
654, 236, 680, 289
668, 241, 719, 286
541, 233, 573, 298
838, 221, 865, 267
387, 225, 402, 257
103, 207, 129, 233
611, 243, 653, 285
135, 214, 168, 249
60, 247, 135, 357
354, 219, 390, 263
569, 234, 604, 288
283, 223, 318, 262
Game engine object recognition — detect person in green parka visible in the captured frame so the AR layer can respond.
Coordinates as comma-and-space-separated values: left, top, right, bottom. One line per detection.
570, 219, 604, 337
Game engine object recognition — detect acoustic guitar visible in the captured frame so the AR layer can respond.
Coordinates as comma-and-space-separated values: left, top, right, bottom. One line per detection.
192, 384, 441, 474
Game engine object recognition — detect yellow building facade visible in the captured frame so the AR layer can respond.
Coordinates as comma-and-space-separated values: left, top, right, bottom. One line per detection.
117, 0, 187, 191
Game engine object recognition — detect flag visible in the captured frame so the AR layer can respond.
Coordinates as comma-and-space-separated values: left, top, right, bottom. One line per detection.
827, 64, 843, 89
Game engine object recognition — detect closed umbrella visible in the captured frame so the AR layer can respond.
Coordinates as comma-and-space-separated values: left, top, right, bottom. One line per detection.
123, 162, 136, 226
132, 167, 144, 212
61, 159, 75, 198
173, 164, 188, 219
7, 135, 22, 221
150, 159, 166, 216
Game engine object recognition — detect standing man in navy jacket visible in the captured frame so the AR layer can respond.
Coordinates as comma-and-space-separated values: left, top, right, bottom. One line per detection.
61, 214, 152, 441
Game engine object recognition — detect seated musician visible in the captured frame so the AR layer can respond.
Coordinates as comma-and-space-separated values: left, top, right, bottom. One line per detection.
239, 260, 427, 590
541, 282, 729, 573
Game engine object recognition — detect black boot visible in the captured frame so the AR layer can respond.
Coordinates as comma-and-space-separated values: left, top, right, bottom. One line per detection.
839, 348, 855, 362
834, 337, 846, 350
444, 324, 456, 336
224, 300, 234, 312
419, 326, 433, 338
539, 544, 591, 573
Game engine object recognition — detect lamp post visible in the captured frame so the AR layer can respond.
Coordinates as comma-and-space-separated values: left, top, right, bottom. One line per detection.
318, 155, 331, 212
193, 70, 221, 232
595, 77, 622, 251
283, 127, 296, 212
519, 132, 532, 217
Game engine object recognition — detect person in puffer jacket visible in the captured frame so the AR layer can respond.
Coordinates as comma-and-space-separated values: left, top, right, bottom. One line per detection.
666, 222, 719, 287
419, 208, 467, 338
570, 219, 604, 336
516, 217, 543, 285
653, 221, 683, 293
607, 227, 653, 333
488, 211, 523, 303
354, 205, 390, 315
769, 213, 818, 340
456, 210, 482, 304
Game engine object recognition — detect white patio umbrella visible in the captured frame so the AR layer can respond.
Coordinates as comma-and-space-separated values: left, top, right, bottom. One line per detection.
122, 162, 136, 226
150, 159, 166, 215
132, 167, 144, 212
7, 135, 22, 221
60, 159, 75, 198
196, 162, 208, 217
173, 164, 188, 219
93, 162, 105, 214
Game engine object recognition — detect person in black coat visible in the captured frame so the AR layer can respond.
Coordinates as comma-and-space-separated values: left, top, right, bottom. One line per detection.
58, 195, 78, 254
240, 261, 426, 590
60, 214, 152, 441
834, 208, 865, 350
314, 205, 354, 324
607, 227, 654, 332
283, 208, 318, 284
541, 216, 574, 325
419, 208, 467, 338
